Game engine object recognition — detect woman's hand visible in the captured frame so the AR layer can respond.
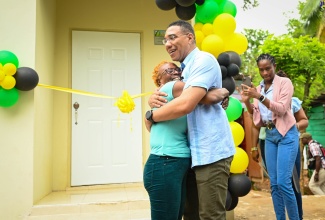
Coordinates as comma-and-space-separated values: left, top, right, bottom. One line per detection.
251, 150, 259, 163
148, 89, 168, 108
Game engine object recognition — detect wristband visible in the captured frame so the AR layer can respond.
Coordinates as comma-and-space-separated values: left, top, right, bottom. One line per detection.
251, 147, 258, 152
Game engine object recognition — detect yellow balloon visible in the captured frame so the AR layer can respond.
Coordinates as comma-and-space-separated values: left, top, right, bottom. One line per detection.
202, 23, 214, 36
230, 146, 249, 173
0, 70, 5, 81
195, 30, 205, 45
201, 34, 225, 58
3, 63, 17, 76
229, 121, 245, 146
224, 33, 248, 55
194, 22, 204, 31
114, 90, 135, 114
1, 75, 16, 90
213, 13, 236, 38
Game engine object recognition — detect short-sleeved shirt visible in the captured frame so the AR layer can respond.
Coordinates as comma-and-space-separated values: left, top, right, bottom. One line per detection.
181, 48, 235, 167
308, 140, 325, 168
150, 81, 190, 158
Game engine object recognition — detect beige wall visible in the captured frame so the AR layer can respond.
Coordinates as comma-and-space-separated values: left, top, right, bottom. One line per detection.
0, 0, 36, 219
34, 0, 56, 203
52, 0, 179, 190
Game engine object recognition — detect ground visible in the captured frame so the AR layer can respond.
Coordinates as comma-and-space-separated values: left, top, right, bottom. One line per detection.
233, 170, 325, 220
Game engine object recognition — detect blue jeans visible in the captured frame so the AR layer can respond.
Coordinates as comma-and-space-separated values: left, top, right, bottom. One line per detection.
261, 137, 303, 219
143, 154, 191, 220
265, 125, 299, 220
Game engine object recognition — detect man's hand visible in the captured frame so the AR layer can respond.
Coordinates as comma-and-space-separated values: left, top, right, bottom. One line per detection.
148, 89, 168, 108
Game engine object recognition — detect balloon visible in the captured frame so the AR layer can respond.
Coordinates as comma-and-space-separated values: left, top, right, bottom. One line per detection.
201, 23, 214, 36
195, 0, 205, 5
217, 52, 230, 66
220, 65, 227, 79
0, 50, 19, 68
1, 75, 16, 90
229, 121, 245, 146
201, 34, 224, 58
114, 90, 135, 113
196, 0, 221, 23
175, 4, 196, 20
225, 96, 242, 121
176, 0, 196, 7
14, 67, 39, 91
213, 13, 236, 37
194, 22, 204, 31
227, 63, 239, 77
155, 0, 177, 10
0, 68, 5, 81
228, 173, 251, 197
0, 87, 19, 107
227, 193, 238, 211
224, 33, 248, 55
3, 63, 17, 76
222, 76, 235, 95
230, 146, 249, 173
227, 51, 242, 67
195, 30, 205, 45
221, 0, 237, 17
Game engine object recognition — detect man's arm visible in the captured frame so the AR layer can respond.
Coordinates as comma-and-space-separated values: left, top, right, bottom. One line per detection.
152, 86, 206, 122
200, 88, 229, 105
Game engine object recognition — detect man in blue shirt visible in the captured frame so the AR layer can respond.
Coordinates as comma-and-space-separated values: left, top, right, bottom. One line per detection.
146, 20, 235, 220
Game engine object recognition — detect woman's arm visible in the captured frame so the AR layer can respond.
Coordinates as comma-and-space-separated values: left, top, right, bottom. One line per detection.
294, 108, 309, 131
199, 88, 229, 105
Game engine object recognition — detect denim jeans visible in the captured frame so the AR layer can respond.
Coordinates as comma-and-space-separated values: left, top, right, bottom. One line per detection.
143, 154, 191, 220
265, 125, 299, 220
261, 136, 303, 219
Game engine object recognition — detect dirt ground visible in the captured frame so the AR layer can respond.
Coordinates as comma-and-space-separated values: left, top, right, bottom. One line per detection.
233, 170, 325, 220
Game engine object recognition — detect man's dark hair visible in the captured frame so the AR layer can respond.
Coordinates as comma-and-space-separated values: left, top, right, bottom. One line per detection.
168, 20, 195, 36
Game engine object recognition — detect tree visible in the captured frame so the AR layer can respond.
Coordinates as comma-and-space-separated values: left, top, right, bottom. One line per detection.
260, 34, 325, 109
301, 0, 325, 37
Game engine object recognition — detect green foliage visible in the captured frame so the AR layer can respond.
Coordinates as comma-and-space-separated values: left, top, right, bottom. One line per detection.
260, 34, 325, 109
242, 0, 259, 10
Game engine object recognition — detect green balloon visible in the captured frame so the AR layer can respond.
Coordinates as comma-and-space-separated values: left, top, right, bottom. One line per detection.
0, 87, 19, 107
0, 50, 19, 68
221, 0, 237, 17
225, 96, 242, 121
196, 0, 221, 23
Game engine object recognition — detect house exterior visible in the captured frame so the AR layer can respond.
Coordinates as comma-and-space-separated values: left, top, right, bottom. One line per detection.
0, 0, 181, 218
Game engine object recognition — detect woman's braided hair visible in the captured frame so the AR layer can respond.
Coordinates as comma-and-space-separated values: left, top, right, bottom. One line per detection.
256, 53, 276, 65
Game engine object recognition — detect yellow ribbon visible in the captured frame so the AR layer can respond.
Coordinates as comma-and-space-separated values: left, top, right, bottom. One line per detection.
37, 83, 153, 113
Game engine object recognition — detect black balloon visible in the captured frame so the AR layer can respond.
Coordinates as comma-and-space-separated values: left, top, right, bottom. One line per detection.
227, 194, 238, 211
222, 76, 235, 95
227, 63, 240, 77
228, 174, 251, 197
195, 0, 205, 5
220, 65, 228, 79
227, 51, 242, 68
156, 0, 177, 10
175, 4, 196, 20
217, 52, 230, 67
14, 67, 39, 91
225, 190, 233, 211
176, 0, 196, 7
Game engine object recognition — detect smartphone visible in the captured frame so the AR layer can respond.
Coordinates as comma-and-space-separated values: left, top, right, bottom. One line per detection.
241, 76, 252, 90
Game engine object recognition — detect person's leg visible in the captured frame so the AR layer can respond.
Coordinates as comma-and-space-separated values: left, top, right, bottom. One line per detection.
143, 155, 190, 220
183, 168, 200, 220
259, 139, 267, 170
265, 126, 299, 220
293, 147, 303, 219
309, 169, 325, 195
194, 156, 233, 220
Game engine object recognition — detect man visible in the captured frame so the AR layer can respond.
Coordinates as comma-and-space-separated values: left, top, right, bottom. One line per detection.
300, 132, 325, 195
145, 20, 235, 219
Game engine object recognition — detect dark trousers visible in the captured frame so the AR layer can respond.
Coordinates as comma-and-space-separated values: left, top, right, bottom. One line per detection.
143, 154, 190, 220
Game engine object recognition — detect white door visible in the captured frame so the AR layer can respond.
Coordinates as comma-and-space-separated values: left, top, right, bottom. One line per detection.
71, 30, 142, 186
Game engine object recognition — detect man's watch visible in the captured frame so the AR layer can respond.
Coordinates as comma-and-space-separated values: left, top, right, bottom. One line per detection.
145, 110, 156, 124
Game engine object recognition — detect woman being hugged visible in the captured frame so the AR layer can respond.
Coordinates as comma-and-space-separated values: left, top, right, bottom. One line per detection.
241, 54, 299, 219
